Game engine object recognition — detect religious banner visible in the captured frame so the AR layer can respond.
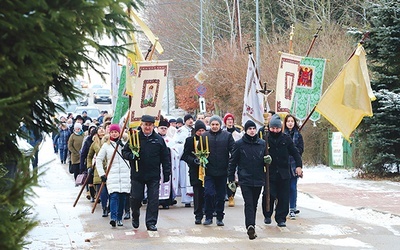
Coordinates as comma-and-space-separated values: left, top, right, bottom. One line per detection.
275, 53, 303, 113
111, 66, 129, 124
291, 57, 326, 122
129, 60, 170, 127
241, 53, 265, 129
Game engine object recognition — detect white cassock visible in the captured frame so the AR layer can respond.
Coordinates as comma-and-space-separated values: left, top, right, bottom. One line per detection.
159, 135, 176, 200
173, 125, 193, 204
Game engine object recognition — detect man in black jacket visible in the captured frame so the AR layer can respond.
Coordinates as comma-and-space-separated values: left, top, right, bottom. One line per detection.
181, 120, 207, 225
228, 120, 268, 239
262, 114, 302, 228
122, 115, 171, 232
202, 115, 235, 226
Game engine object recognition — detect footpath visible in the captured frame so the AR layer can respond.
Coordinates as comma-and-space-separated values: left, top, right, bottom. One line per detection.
24, 136, 400, 249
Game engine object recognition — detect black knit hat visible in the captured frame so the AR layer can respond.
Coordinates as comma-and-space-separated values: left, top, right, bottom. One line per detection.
244, 120, 256, 131
184, 114, 194, 123
194, 120, 206, 132
158, 120, 169, 127
269, 114, 282, 128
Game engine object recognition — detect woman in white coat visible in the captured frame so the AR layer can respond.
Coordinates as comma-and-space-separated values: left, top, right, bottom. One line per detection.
96, 124, 130, 227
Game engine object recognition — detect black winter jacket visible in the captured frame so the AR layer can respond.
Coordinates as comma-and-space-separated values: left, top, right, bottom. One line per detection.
268, 131, 302, 180
181, 135, 202, 186
122, 130, 171, 181
202, 129, 234, 177
228, 134, 266, 187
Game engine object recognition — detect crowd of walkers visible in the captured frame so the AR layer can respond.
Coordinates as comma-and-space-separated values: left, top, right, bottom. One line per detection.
50, 110, 303, 240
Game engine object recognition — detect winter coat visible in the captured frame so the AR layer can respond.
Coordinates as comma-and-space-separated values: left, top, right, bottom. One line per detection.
284, 127, 304, 176
87, 135, 106, 185
96, 140, 130, 194
57, 128, 71, 151
202, 129, 235, 177
79, 136, 93, 171
181, 135, 202, 186
268, 131, 302, 180
228, 134, 266, 187
68, 132, 84, 164
122, 130, 171, 182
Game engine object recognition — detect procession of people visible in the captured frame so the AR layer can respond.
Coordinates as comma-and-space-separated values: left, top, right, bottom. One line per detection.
59, 111, 303, 240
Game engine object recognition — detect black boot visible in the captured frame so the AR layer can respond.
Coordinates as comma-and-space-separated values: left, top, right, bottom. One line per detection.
102, 208, 108, 217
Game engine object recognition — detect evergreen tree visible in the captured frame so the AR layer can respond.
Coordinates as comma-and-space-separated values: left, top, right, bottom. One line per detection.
0, 1, 142, 248
357, 0, 400, 175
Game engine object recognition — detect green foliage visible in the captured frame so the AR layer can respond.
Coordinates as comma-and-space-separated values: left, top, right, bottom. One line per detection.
0, 0, 143, 248
357, 0, 400, 175
0, 158, 38, 249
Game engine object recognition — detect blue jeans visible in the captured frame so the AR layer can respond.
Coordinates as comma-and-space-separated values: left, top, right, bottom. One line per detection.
204, 175, 226, 220
96, 184, 109, 210
289, 175, 298, 211
109, 192, 127, 221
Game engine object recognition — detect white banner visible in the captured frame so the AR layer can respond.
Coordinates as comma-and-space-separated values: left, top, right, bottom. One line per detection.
241, 54, 265, 129
275, 53, 303, 113
129, 60, 170, 127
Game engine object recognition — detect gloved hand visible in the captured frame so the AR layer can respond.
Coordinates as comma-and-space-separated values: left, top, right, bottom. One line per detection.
163, 175, 170, 183
116, 139, 124, 147
264, 155, 272, 164
87, 167, 93, 176
100, 175, 107, 182
228, 182, 237, 192
193, 158, 200, 165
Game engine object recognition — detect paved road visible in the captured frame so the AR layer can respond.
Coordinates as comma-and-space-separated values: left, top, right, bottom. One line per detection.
26, 139, 400, 249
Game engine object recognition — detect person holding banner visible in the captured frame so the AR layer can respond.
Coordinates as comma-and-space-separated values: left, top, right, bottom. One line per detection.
122, 115, 171, 231
262, 114, 302, 227
95, 124, 130, 228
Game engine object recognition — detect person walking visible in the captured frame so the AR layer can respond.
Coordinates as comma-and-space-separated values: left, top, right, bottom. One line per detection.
68, 123, 84, 183
96, 124, 130, 227
87, 126, 109, 217
262, 114, 303, 227
222, 112, 243, 207
173, 114, 195, 207
181, 120, 207, 225
284, 114, 304, 219
57, 122, 71, 164
122, 115, 171, 231
228, 120, 269, 239
202, 115, 235, 226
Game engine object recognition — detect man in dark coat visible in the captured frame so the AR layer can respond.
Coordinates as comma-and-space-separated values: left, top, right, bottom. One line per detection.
228, 120, 268, 240
202, 115, 235, 226
262, 114, 303, 227
181, 120, 207, 225
122, 115, 171, 232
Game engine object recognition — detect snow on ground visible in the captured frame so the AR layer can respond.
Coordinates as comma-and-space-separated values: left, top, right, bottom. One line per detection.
298, 165, 400, 236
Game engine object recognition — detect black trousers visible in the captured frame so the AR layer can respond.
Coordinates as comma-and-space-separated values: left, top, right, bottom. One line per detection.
262, 175, 290, 223
241, 185, 262, 228
131, 179, 160, 226
192, 183, 204, 220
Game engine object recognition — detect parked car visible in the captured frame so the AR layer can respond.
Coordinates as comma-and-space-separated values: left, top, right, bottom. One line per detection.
74, 106, 100, 120
93, 88, 112, 104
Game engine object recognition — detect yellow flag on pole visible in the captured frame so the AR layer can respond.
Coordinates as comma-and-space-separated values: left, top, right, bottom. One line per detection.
315, 45, 376, 142
126, 32, 144, 96
131, 10, 164, 54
